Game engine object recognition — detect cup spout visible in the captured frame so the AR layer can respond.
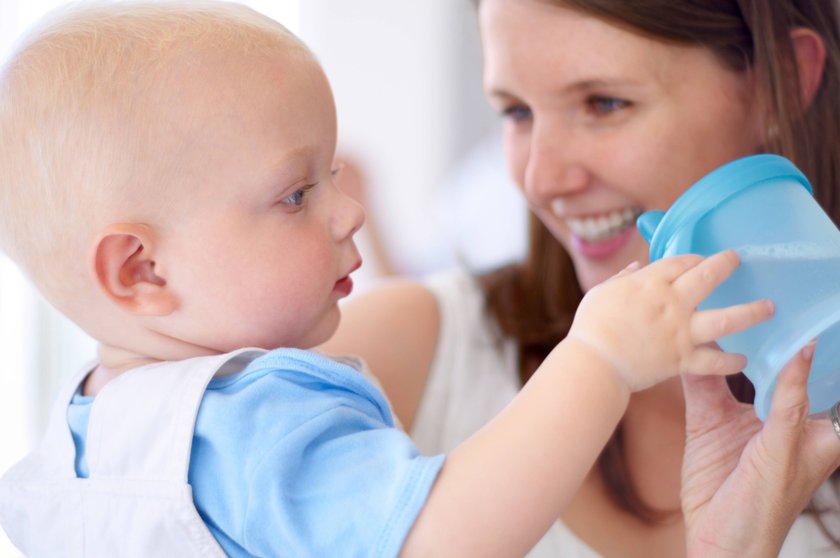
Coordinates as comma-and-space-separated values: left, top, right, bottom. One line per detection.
636, 210, 665, 244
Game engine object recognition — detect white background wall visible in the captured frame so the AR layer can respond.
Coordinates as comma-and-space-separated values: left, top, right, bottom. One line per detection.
300, 0, 524, 280
0, 1, 526, 554
299, 0, 508, 276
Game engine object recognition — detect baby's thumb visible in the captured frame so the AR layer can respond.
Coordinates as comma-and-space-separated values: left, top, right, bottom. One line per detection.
610, 260, 642, 281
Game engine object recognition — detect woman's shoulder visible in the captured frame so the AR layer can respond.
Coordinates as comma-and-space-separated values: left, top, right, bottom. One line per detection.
422, 267, 508, 351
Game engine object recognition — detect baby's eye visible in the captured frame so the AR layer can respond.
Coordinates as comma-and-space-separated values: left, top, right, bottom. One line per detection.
586, 95, 630, 116
500, 104, 532, 124
281, 184, 315, 208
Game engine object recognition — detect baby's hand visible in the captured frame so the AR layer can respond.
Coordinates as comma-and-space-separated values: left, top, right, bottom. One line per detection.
566, 250, 774, 391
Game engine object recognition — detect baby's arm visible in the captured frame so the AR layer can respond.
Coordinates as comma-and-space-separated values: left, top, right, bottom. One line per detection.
400, 250, 773, 558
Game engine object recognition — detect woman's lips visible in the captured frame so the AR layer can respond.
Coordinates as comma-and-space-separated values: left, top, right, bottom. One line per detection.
570, 222, 638, 260
558, 206, 642, 260
564, 207, 642, 241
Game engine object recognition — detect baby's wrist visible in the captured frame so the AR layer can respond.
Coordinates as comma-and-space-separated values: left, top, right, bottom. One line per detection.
561, 335, 632, 399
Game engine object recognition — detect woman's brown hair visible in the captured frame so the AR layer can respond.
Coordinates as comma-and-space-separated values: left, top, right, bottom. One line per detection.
478, 0, 840, 530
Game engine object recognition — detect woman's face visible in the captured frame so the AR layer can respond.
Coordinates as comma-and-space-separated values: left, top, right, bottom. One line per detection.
479, 0, 764, 291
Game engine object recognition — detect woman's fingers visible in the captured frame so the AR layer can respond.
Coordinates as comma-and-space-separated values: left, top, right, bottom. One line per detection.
765, 341, 840, 470
766, 342, 813, 420
757, 341, 840, 489
763, 342, 819, 453
690, 299, 774, 344
807, 418, 840, 476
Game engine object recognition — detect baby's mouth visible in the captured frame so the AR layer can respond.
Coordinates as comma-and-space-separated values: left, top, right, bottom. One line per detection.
566, 207, 643, 243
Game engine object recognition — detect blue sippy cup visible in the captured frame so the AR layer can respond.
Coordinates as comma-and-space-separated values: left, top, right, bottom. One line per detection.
637, 154, 840, 421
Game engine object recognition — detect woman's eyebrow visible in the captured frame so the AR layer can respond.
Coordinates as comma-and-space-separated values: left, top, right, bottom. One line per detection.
486, 77, 644, 100
565, 78, 645, 93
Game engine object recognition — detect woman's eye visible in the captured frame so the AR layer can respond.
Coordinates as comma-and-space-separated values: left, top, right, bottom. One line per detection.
586, 95, 630, 116
281, 184, 314, 208
500, 104, 532, 124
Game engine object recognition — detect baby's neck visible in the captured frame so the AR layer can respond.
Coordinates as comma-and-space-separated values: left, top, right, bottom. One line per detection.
83, 345, 163, 396
86, 336, 227, 396
82, 364, 124, 396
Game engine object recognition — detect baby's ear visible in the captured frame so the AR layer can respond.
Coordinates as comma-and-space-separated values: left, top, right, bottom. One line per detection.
91, 223, 176, 315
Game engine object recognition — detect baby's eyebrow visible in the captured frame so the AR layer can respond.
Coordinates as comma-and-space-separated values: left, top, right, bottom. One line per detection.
280, 145, 318, 160
263, 148, 316, 178
268, 145, 320, 169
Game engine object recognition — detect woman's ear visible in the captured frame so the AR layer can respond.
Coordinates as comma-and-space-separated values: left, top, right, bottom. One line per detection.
791, 27, 826, 109
91, 223, 177, 315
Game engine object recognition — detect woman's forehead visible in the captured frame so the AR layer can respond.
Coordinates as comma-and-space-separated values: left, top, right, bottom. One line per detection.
479, 0, 703, 95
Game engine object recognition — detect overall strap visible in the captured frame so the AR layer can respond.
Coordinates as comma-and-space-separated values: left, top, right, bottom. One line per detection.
37, 362, 98, 478
85, 349, 264, 481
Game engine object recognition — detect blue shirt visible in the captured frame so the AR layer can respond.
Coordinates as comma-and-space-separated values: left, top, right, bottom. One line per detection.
68, 348, 445, 557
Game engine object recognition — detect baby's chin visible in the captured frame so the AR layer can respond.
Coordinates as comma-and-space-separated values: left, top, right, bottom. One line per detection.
279, 318, 342, 352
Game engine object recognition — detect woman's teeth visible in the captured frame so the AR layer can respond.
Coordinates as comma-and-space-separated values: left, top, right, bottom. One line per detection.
567, 208, 642, 242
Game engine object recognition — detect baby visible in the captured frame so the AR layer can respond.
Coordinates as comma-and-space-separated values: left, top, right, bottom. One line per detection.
0, 2, 773, 557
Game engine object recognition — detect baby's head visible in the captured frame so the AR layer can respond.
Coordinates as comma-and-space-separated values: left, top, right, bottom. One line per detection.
0, 1, 364, 361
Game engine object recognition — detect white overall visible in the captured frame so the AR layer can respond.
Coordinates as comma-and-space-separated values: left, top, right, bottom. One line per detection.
0, 349, 264, 558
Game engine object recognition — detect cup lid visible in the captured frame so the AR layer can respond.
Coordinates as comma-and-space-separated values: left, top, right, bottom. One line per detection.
637, 154, 812, 261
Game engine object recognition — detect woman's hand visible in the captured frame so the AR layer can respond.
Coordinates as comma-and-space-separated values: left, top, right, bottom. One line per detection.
682, 343, 840, 557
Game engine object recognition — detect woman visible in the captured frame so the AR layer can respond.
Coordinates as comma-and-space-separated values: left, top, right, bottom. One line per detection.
323, 0, 840, 555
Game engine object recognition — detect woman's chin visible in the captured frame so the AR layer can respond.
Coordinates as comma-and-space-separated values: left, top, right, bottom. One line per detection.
577, 267, 617, 293
571, 243, 650, 292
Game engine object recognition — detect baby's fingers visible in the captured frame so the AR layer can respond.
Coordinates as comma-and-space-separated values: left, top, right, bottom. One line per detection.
690, 299, 774, 345
673, 249, 742, 306
681, 346, 748, 376
636, 253, 703, 282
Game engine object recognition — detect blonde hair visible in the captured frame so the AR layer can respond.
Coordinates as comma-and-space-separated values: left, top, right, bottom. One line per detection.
0, 0, 307, 309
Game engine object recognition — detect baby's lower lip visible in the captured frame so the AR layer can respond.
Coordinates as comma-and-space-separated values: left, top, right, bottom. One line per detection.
334, 276, 353, 295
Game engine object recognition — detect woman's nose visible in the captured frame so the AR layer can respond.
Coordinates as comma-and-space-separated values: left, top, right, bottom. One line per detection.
523, 123, 589, 203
